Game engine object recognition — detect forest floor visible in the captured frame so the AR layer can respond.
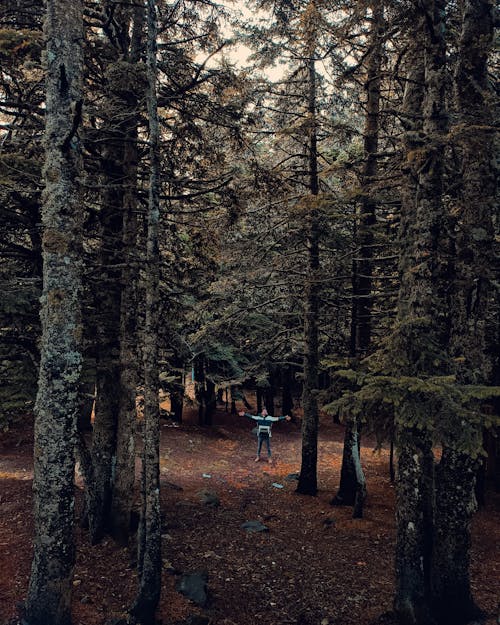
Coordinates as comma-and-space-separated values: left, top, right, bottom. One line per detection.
0, 405, 499, 625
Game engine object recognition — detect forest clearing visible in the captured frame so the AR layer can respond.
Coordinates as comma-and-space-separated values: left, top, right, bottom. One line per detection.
1, 407, 499, 625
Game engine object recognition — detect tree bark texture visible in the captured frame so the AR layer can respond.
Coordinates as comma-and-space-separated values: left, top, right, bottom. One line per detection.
429, 2, 496, 622
25, 0, 84, 623
131, 0, 161, 621
297, 54, 319, 497
394, 1, 447, 622
394, 434, 434, 625
449, 0, 495, 383
431, 448, 481, 624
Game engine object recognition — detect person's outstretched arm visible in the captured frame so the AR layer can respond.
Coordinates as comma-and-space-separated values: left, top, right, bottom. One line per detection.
238, 411, 259, 421
266, 415, 291, 422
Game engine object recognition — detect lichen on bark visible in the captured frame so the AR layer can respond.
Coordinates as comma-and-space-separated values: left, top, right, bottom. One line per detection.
24, 0, 84, 624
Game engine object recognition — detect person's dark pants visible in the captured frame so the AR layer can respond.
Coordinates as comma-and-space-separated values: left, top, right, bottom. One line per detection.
257, 434, 271, 457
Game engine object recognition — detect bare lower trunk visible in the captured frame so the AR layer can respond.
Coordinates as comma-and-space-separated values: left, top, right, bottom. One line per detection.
431, 448, 481, 625
394, 434, 434, 625
256, 387, 263, 413
265, 370, 275, 414
90, 363, 119, 542
331, 419, 359, 506
25, 0, 84, 623
351, 425, 366, 518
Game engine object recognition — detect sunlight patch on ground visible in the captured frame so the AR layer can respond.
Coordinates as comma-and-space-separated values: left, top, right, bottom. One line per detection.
0, 469, 32, 480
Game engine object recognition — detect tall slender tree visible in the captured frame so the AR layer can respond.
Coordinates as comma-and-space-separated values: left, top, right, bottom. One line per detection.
131, 0, 162, 621
109, 0, 146, 546
332, 1, 385, 516
76, 0, 146, 546
297, 7, 320, 495
24, 0, 84, 623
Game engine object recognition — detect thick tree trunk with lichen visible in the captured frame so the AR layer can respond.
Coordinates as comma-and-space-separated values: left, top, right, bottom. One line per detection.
297, 54, 319, 497
430, 2, 495, 622
394, 1, 449, 622
24, 0, 84, 623
394, 434, 434, 625
431, 448, 481, 624
130, 1, 161, 621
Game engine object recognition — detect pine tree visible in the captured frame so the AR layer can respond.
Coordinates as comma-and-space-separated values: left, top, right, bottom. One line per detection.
130, 0, 162, 621
332, 1, 385, 516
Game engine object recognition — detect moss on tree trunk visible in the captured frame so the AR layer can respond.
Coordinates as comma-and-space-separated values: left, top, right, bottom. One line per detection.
25, 0, 84, 623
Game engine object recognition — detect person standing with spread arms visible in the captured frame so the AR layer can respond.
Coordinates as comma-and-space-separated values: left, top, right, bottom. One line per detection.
239, 408, 291, 463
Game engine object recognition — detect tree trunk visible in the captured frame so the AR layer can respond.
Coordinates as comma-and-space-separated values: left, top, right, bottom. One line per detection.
230, 385, 237, 415
264, 372, 275, 415
393, 2, 444, 621
256, 387, 263, 413
394, 434, 434, 625
431, 448, 481, 624
170, 374, 184, 422
351, 1, 382, 358
331, 418, 359, 506
389, 439, 395, 483
335, 2, 383, 515
194, 355, 207, 425
204, 379, 216, 426
86, 133, 122, 541
109, 1, 145, 545
131, 0, 161, 621
351, 424, 367, 518
24, 0, 84, 623
429, 2, 496, 621
282, 366, 294, 416
90, 344, 119, 542
77, 376, 94, 433
82, 0, 145, 546
297, 54, 320, 497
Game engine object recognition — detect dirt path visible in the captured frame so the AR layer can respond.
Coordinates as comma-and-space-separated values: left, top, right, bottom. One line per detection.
0, 410, 498, 625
